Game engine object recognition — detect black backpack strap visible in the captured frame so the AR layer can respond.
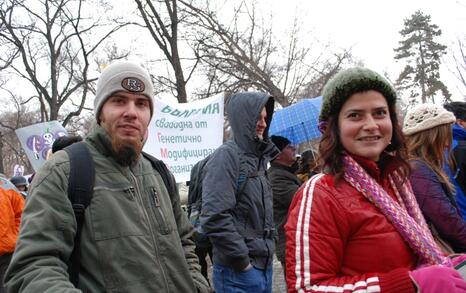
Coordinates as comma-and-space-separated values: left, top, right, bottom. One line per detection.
229, 141, 255, 199
187, 156, 209, 216
63, 142, 95, 288
142, 152, 176, 198
236, 170, 265, 197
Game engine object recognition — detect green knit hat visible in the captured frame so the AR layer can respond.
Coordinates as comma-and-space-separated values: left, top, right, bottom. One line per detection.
319, 67, 397, 121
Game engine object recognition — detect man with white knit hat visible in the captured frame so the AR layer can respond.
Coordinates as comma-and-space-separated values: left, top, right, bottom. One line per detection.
5, 61, 210, 293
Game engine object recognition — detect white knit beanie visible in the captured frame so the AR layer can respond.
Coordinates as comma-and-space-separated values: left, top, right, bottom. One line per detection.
403, 103, 456, 136
94, 61, 154, 122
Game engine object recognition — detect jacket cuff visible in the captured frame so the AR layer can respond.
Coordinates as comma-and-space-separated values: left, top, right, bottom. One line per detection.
229, 255, 251, 271
379, 268, 416, 293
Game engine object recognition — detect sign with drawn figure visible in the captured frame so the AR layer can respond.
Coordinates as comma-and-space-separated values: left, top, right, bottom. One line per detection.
144, 94, 224, 183
13, 164, 25, 176
15, 121, 68, 171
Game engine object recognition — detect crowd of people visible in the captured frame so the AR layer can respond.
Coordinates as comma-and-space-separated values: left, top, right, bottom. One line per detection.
0, 61, 465, 293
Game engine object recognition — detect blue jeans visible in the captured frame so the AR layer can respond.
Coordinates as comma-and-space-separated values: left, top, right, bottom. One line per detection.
213, 264, 272, 293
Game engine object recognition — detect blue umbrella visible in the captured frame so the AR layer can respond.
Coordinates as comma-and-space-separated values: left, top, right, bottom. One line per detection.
269, 96, 322, 145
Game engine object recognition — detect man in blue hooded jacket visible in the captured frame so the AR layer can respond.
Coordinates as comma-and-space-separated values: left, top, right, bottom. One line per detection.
444, 101, 466, 220
201, 92, 279, 293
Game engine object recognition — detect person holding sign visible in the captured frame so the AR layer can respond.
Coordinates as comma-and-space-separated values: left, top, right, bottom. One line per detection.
5, 61, 209, 293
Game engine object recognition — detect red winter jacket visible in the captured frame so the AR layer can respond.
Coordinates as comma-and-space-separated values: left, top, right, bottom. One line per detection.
285, 156, 417, 293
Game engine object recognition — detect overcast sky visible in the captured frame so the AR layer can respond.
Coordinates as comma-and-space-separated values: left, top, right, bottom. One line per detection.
5, 0, 466, 111
254, 0, 466, 100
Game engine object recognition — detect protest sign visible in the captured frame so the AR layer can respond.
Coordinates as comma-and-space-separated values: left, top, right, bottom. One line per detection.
13, 164, 25, 176
15, 121, 68, 171
144, 94, 224, 182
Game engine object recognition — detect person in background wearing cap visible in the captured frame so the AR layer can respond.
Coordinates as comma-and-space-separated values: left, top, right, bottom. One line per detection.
8, 176, 28, 198
0, 174, 24, 293
267, 135, 302, 280
4, 61, 209, 293
404, 103, 466, 253
444, 101, 466, 220
285, 67, 466, 293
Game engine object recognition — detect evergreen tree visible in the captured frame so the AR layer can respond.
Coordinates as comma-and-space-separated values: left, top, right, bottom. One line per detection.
394, 11, 450, 104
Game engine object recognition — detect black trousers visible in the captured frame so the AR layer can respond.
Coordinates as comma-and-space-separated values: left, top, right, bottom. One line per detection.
195, 245, 213, 282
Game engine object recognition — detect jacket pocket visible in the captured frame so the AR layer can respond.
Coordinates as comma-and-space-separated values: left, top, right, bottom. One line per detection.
146, 186, 172, 235
91, 185, 146, 240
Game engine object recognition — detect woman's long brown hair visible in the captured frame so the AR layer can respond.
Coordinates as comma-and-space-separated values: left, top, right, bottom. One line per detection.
405, 123, 455, 194
316, 94, 410, 183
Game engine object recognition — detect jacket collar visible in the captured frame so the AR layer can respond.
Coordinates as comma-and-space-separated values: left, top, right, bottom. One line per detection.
351, 154, 382, 182
349, 152, 400, 184
270, 161, 297, 173
86, 122, 114, 157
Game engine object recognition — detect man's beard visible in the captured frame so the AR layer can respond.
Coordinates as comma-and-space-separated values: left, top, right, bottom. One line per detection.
111, 133, 143, 167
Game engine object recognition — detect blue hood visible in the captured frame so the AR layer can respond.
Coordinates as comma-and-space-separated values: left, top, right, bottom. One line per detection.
453, 123, 466, 140
453, 123, 466, 149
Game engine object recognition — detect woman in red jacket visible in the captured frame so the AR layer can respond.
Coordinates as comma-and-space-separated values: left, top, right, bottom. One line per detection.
285, 67, 466, 293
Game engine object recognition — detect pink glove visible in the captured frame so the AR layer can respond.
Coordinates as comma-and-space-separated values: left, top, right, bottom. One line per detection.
410, 265, 466, 293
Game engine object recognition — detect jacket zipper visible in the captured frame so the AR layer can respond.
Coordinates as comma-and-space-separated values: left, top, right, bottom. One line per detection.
259, 155, 271, 270
128, 172, 169, 290
94, 186, 133, 193
149, 187, 170, 234
94, 186, 136, 201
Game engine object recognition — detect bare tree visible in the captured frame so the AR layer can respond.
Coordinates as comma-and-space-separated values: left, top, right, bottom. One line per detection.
0, 89, 40, 175
134, 0, 200, 103
180, 0, 353, 106
0, 0, 127, 126
449, 36, 466, 98
181, 0, 287, 104
297, 49, 354, 99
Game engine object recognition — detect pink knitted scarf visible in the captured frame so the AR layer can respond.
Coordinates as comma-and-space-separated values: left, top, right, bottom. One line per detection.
342, 155, 450, 266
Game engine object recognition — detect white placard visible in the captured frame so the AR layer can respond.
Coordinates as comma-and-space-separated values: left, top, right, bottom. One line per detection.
144, 94, 224, 182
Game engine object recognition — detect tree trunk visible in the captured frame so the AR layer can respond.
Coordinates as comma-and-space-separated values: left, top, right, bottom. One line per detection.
173, 56, 188, 103
0, 132, 4, 175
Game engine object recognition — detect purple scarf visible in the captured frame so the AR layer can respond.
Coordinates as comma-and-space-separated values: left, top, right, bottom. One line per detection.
342, 155, 450, 266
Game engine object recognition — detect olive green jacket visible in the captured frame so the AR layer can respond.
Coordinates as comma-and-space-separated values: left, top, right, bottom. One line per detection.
5, 125, 209, 293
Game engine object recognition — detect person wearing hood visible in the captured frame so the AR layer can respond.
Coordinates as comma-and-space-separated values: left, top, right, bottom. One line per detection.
201, 92, 279, 293
444, 101, 466, 220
